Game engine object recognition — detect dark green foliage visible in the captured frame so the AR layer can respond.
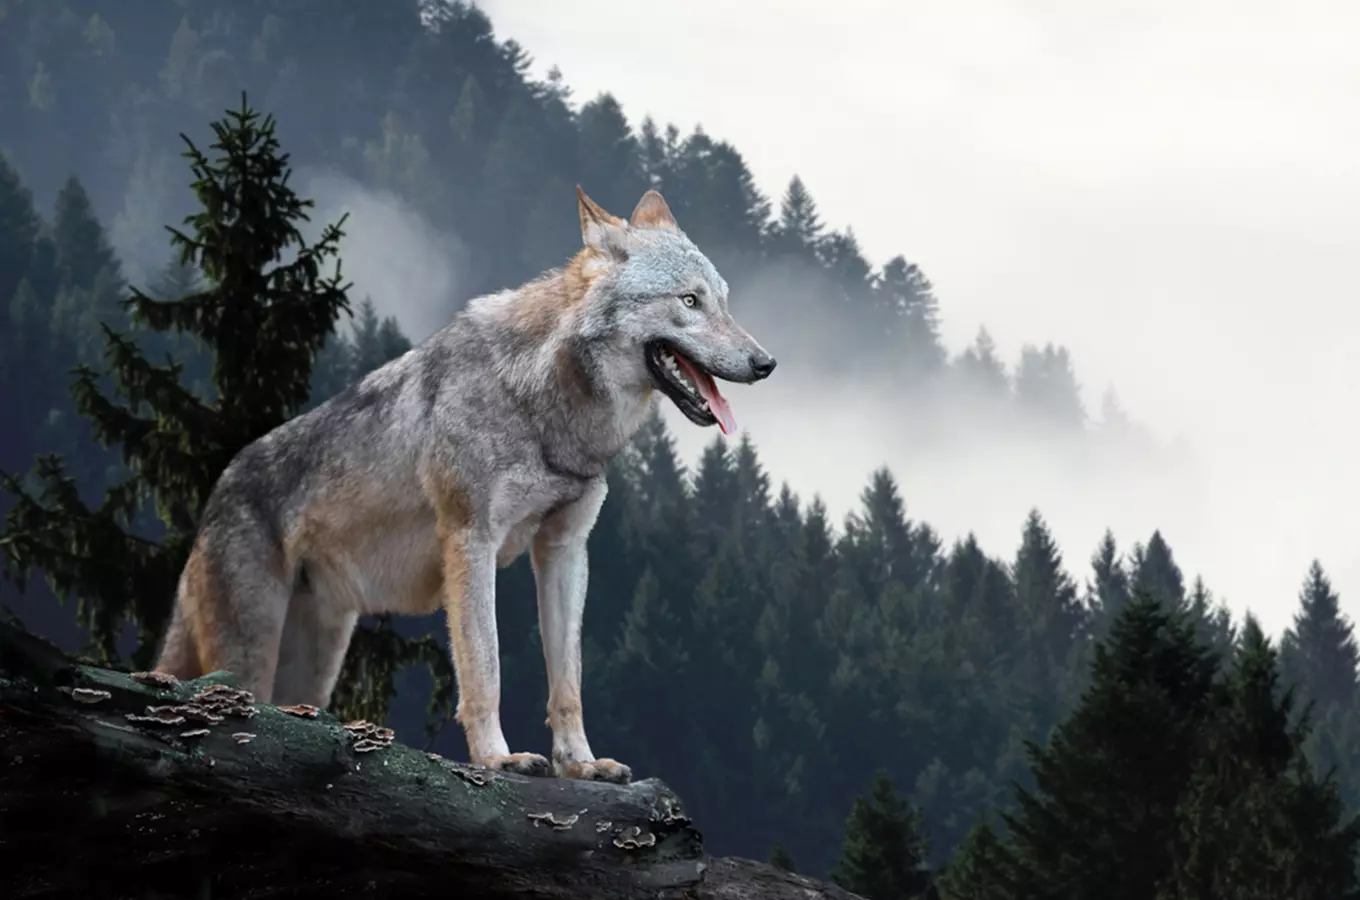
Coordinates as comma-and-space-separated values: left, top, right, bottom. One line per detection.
1131, 530, 1186, 608
2, 3, 1359, 891
937, 823, 1011, 900
832, 773, 933, 900
0, 153, 42, 306
956, 599, 1360, 899
999, 596, 1218, 899
770, 841, 797, 873
2, 96, 353, 665
1281, 561, 1360, 812
1159, 616, 1360, 900
1084, 529, 1131, 639
1282, 561, 1359, 711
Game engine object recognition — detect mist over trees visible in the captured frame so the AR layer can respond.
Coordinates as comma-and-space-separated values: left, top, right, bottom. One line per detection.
2, 1, 1358, 894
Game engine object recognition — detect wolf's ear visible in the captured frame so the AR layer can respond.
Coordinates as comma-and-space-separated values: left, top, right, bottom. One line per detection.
576, 185, 628, 258
630, 189, 679, 231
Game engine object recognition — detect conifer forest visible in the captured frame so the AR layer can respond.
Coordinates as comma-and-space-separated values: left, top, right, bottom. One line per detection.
2, 3, 1358, 897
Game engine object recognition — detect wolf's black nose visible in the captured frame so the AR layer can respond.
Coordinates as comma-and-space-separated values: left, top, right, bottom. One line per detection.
750, 353, 777, 380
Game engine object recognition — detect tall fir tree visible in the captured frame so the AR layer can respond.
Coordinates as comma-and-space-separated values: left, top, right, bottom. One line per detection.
1008, 509, 1086, 733
1130, 530, 1186, 610
1281, 560, 1359, 711
997, 597, 1218, 899
937, 822, 1012, 900
3, 96, 352, 662
0, 152, 41, 307
832, 772, 934, 900
0, 97, 451, 729
1159, 616, 1360, 900
770, 174, 824, 261
769, 841, 797, 873
877, 255, 947, 382
1086, 529, 1132, 639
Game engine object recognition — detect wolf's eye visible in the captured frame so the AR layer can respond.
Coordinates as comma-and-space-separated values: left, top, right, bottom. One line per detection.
680, 293, 699, 308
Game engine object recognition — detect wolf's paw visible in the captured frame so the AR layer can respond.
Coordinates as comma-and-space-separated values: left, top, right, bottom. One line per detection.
556, 757, 633, 784
482, 752, 552, 777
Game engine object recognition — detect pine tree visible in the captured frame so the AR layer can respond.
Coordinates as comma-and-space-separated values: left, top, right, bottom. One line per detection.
1000, 596, 1217, 899
1013, 343, 1084, 431
1183, 576, 1235, 661
1009, 510, 1086, 731
3, 96, 349, 660
1281, 560, 1358, 711
945, 533, 1018, 672
877, 255, 947, 381
951, 328, 1011, 414
349, 296, 387, 377
937, 822, 1012, 900
1086, 529, 1132, 639
48, 176, 126, 365
770, 175, 824, 260
832, 772, 934, 900
821, 228, 874, 311
769, 841, 797, 873
1130, 530, 1186, 610
375, 315, 411, 365
0, 97, 451, 729
1160, 616, 1360, 900
0, 152, 41, 307
638, 116, 673, 189
575, 93, 646, 214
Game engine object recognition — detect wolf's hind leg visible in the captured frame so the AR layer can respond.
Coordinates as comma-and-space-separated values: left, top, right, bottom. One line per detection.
155, 598, 202, 682
443, 522, 550, 777
164, 528, 292, 703
271, 573, 359, 709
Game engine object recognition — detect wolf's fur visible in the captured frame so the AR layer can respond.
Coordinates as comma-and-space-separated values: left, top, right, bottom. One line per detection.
154, 187, 775, 782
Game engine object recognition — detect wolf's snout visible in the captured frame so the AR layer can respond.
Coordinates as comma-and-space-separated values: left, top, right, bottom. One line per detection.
749, 351, 777, 381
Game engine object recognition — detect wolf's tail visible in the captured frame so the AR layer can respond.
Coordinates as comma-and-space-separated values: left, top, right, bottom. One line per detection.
153, 571, 203, 681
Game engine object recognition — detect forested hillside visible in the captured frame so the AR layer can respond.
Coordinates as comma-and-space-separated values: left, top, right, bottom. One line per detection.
2, 2, 1358, 894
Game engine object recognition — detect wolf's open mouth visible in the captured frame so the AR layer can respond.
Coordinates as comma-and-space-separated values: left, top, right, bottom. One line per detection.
644, 340, 738, 434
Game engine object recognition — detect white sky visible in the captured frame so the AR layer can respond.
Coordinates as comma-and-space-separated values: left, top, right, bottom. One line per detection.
469, 0, 1360, 635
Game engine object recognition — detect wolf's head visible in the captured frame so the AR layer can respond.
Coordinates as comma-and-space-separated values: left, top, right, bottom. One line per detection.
572, 186, 775, 435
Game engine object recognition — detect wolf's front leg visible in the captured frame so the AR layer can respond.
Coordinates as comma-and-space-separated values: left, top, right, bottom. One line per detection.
531, 480, 632, 784
443, 526, 550, 776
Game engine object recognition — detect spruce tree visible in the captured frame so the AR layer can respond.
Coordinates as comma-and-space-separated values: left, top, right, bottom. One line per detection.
771, 175, 824, 260
1012, 343, 1085, 431
1130, 530, 1187, 609
1160, 617, 1360, 900
1086, 529, 1132, 639
832, 772, 934, 900
877, 255, 947, 381
51, 175, 122, 297
1183, 575, 1235, 661
575, 93, 646, 214
937, 822, 1012, 900
349, 295, 387, 377
0, 152, 41, 306
0, 96, 451, 728
951, 328, 1011, 412
1281, 560, 1359, 711
1009, 509, 1086, 733
769, 841, 797, 873
1000, 596, 1217, 899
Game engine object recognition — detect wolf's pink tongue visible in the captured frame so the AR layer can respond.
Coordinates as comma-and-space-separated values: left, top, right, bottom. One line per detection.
702, 384, 738, 435
675, 355, 739, 435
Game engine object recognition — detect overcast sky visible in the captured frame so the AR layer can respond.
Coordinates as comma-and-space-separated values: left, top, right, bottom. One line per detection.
476, 0, 1359, 634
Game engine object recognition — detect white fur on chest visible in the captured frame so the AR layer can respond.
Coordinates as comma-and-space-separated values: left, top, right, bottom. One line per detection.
488, 466, 593, 566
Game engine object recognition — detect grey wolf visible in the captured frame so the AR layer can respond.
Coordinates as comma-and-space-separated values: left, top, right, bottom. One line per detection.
154, 186, 777, 782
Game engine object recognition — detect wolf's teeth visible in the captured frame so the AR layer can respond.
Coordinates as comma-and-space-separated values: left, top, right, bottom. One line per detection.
661, 350, 698, 396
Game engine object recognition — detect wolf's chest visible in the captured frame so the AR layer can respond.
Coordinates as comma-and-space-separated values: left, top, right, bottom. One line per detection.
487, 470, 594, 569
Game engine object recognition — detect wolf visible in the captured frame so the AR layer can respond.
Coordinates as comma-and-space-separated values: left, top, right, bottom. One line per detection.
153, 186, 776, 783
